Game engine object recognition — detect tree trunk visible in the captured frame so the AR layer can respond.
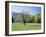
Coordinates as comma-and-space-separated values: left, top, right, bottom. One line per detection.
23, 19, 26, 25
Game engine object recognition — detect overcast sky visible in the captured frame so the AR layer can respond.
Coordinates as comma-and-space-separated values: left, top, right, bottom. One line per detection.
12, 5, 41, 15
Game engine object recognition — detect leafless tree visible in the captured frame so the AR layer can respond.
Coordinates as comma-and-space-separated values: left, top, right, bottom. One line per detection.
21, 11, 30, 25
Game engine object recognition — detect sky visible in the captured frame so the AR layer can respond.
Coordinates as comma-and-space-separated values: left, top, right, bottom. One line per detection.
12, 5, 41, 15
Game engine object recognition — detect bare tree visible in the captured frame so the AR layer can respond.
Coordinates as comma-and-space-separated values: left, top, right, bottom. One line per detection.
21, 11, 30, 25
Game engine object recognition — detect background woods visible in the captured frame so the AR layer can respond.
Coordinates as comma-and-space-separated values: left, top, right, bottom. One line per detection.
12, 11, 41, 24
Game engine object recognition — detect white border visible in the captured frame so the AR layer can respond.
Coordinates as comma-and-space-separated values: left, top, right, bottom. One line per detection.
9, 3, 44, 34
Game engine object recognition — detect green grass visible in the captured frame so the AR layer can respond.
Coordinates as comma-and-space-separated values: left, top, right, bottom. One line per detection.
12, 23, 41, 31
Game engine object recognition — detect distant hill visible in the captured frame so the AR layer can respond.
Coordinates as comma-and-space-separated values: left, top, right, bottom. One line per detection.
12, 12, 21, 16
12, 12, 22, 22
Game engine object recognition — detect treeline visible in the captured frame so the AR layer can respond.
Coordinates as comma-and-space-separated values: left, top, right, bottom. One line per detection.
20, 11, 41, 23
26, 14, 41, 23
12, 11, 41, 23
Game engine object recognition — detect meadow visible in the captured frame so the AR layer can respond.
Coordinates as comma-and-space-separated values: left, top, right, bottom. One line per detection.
12, 22, 41, 31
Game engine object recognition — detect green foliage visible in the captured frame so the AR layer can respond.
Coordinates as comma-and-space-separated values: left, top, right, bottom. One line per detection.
28, 13, 41, 23
29, 16, 35, 23
34, 14, 41, 23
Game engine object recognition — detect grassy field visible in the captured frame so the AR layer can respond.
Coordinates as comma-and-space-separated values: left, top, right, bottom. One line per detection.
12, 23, 41, 31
